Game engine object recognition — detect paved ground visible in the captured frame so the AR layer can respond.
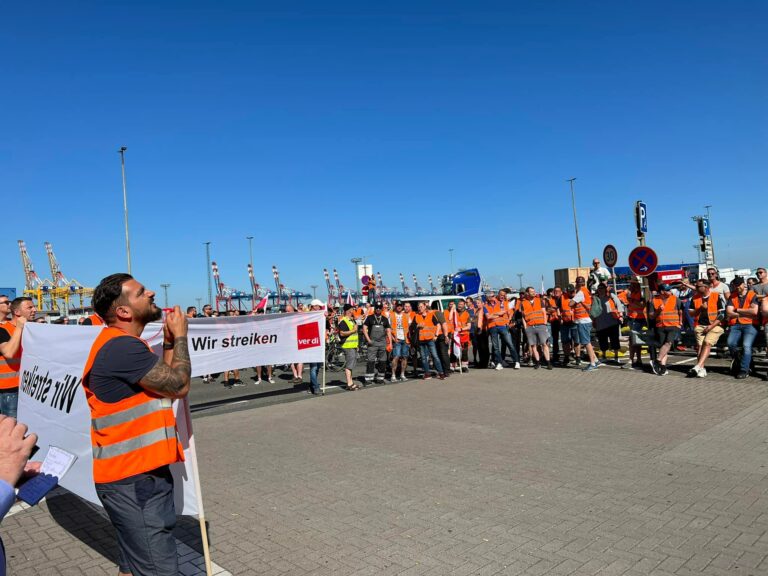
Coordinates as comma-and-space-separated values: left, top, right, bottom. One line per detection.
3, 353, 768, 575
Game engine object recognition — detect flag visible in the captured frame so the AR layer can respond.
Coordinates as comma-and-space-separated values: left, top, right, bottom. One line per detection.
346, 291, 353, 306
449, 308, 461, 360
254, 296, 268, 310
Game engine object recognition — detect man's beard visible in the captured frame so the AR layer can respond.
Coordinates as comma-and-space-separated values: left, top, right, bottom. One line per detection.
139, 303, 163, 324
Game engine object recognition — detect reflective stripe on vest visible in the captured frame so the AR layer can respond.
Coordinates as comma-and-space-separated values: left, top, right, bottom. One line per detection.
339, 317, 359, 348
728, 292, 758, 326
572, 288, 592, 321
558, 297, 574, 323
82, 327, 183, 483
0, 323, 21, 390
389, 312, 410, 343
691, 294, 720, 327
415, 312, 437, 341
653, 295, 681, 328
520, 298, 547, 326
483, 301, 508, 328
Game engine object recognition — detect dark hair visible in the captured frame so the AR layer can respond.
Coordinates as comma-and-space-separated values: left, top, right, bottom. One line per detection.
186, 306, 197, 314
92, 273, 133, 323
10, 297, 32, 314
696, 279, 711, 287
732, 277, 745, 287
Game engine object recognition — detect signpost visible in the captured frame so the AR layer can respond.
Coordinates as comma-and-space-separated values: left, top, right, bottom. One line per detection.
602, 244, 618, 292
628, 246, 658, 277
635, 201, 648, 237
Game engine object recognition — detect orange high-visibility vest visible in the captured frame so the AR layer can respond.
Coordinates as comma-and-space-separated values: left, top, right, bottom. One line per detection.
546, 297, 560, 323
88, 314, 105, 326
414, 311, 438, 341
389, 311, 411, 343
455, 310, 471, 343
653, 295, 681, 328
519, 297, 547, 326
483, 300, 509, 328
691, 294, 720, 327
82, 327, 184, 484
728, 292, 758, 326
617, 290, 629, 306
558, 297, 574, 323
572, 287, 592, 321
0, 322, 21, 390
626, 290, 646, 320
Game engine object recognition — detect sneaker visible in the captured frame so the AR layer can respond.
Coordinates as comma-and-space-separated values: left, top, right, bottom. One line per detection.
437, 373, 446, 380
391, 376, 398, 383
268, 377, 275, 384
375, 378, 385, 384
594, 359, 602, 368
650, 360, 661, 375
736, 372, 748, 380
546, 363, 553, 370
533, 363, 540, 370
621, 362, 634, 370
462, 367, 469, 373
233, 379, 245, 387
675, 344, 687, 352
582, 363, 598, 372
514, 362, 520, 370
698, 367, 707, 378
400, 376, 408, 382
660, 366, 669, 376
489, 362, 496, 369
422, 374, 432, 380
442, 372, 451, 378
688, 366, 700, 378
254, 379, 262, 385
202, 376, 210, 384
495, 364, 504, 371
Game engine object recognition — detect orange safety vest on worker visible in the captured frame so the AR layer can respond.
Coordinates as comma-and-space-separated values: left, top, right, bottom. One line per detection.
605, 297, 622, 321
518, 297, 547, 326
546, 297, 560, 323
558, 297, 574, 323
0, 322, 21, 390
571, 287, 593, 321
81, 327, 184, 484
88, 314, 105, 326
728, 291, 759, 326
625, 290, 646, 320
617, 290, 629, 306
413, 311, 439, 341
691, 293, 721, 327
483, 300, 509, 328
653, 295, 681, 328
454, 310, 471, 343
389, 311, 411, 343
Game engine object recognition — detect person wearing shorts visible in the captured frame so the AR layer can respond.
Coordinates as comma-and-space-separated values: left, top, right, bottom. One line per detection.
517, 287, 553, 369
688, 280, 724, 378
337, 304, 360, 390
557, 285, 578, 365
649, 284, 682, 376
389, 301, 411, 381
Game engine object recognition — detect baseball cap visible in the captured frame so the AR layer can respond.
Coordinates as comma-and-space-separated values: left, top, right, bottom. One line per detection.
566, 283, 575, 291
658, 283, 671, 292
374, 303, 383, 310
343, 303, 353, 311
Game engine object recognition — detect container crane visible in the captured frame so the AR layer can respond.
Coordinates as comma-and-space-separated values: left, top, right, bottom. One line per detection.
18, 240, 56, 311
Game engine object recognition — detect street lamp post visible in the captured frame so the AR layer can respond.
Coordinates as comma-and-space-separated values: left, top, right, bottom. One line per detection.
204, 242, 212, 305
448, 248, 454, 273
246, 236, 254, 269
195, 297, 202, 311
118, 146, 132, 273
704, 205, 716, 264
351, 257, 362, 299
566, 178, 583, 268
160, 283, 170, 308
517, 273, 523, 290
310, 285, 318, 299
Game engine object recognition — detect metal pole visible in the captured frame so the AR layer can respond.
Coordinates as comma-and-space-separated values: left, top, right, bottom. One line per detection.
118, 147, 132, 273
704, 205, 716, 265
567, 178, 582, 268
517, 273, 523, 290
246, 236, 254, 269
310, 285, 318, 298
204, 242, 212, 305
196, 297, 202, 311
160, 283, 170, 308
448, 248, 454, 273
351, 257, 362, 300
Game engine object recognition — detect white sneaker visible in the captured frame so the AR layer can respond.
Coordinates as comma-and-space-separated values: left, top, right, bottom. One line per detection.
268, 377, 275, 384
514, 362, 521, 370
495, 364, 504, 371
400, 376, 408, 382
688, 366, 700, 377
254, 379, 262, 385
698, 367, 707, 378
390, 376, 397, 382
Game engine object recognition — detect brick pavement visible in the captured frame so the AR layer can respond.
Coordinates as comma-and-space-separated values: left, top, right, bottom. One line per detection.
3, 362, 768, 575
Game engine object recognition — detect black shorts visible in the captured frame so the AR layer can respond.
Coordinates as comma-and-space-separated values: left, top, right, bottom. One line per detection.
656, 327, 680, 346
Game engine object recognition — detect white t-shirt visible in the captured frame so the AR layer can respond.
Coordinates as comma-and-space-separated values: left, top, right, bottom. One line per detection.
571, 289, 592, 324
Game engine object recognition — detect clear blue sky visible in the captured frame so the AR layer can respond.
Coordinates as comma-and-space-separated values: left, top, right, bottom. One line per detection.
2, 1, 766, 305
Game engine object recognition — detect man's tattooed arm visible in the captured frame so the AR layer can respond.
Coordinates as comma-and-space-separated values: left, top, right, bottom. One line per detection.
139, 337, 192, 398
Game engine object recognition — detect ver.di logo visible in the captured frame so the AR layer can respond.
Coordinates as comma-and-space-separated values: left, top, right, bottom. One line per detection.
296, 322, 320, 350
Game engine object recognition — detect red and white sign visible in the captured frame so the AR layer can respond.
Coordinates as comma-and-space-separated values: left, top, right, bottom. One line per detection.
297, 322, 321, 350
656, 269, 686, 283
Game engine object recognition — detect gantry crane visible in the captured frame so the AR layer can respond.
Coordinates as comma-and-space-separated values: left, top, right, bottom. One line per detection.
44, 241, 94, 313
18, 240, 56, 311
211, 261, 250, 312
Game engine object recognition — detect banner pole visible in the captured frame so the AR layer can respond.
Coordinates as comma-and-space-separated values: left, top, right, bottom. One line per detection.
183, 397, 214, 576
322, 361, 326, 395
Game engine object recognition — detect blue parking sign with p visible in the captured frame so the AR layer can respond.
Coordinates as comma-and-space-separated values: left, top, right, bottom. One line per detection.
637, 202, 648, 234
701, 217, 710, 237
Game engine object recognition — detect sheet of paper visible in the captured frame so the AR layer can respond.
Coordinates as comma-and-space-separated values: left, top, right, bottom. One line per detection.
40, 445, 78, 478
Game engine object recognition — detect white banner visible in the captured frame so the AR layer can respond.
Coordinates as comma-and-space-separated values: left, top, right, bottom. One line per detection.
142, 311, 326, 376
15, 311, 325, 516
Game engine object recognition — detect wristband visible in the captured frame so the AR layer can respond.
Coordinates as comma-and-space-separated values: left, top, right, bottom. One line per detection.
162, 342, 174, 350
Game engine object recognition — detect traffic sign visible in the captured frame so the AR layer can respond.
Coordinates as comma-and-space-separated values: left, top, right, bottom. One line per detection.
701, 217, 710, 237
361, 275, 370, 285
635, 201, 648, 234
628, 246, 658, 277
603, 244, 618, 268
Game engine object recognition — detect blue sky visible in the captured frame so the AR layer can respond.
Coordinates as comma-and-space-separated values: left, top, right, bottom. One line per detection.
2, 1, 766, 305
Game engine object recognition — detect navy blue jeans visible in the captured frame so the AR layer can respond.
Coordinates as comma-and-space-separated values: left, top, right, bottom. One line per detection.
488, 326, 519, 365
727, 324, 758, 374
419, 341, 443, 375
0, 390, 18, 419
309, 362, 321, 393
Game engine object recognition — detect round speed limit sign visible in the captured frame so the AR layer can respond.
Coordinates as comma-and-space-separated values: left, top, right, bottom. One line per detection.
603, 244, 618, 268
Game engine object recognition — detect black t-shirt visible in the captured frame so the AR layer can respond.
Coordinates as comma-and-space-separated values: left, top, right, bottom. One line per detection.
363, 314, 390, 330
88, 336, 158, 403
697, 295, 724, 327
0, 326, 10, 344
